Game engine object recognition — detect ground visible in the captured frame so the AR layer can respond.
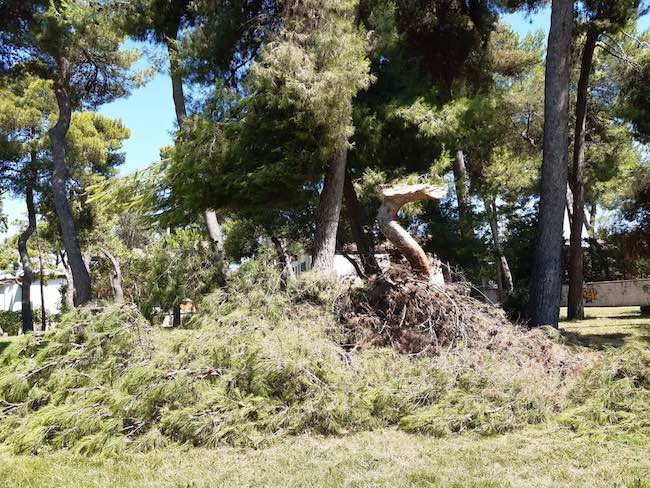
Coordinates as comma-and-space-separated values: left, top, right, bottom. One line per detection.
0, 427, 649, 488
560, 306, 650, 348
0, 307, 648, 488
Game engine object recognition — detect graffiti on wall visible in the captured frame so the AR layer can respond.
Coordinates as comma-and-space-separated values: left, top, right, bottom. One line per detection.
583, 285, 598, 303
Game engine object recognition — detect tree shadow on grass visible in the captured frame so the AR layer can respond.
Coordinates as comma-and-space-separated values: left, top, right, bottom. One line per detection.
0, 341, 12, 356
560, 330, 650, 349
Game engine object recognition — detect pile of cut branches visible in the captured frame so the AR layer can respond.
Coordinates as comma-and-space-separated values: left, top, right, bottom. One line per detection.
340, 265, 538, 357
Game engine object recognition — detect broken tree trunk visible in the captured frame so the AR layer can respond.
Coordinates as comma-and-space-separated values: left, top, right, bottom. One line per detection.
377, 184, 447, 279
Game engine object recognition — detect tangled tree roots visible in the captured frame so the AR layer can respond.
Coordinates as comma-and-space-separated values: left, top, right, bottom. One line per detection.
341, 266, 547, 357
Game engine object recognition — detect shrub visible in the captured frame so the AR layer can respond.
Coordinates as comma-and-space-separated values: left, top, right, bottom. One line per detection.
0, 311, 21, 336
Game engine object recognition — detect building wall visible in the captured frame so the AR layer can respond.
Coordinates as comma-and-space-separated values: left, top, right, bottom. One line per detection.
290, 254, 392, 278
560, 279, 650, 307
0, 278, 66, 314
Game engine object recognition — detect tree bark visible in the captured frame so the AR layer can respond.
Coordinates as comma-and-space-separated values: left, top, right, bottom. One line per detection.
18, 178, 36, 334
566, 184, 573, 227
453, 149, 473, 239
167, 40, 188, 125
60, 251, 75, 310
343, 169, 379, 275
313, 147, 348, 272
271, 236, 295, 288
528, 0, 572, 327
166, 39, 226, 266
377, 184, 447, 278
587, 201, 596, 239
99, 247, 124, 303
568, 28, 599, 321
38, 243, 46, 331
173, 305, 181, 327
49, 58, 93, 306
485, 197, 514, 296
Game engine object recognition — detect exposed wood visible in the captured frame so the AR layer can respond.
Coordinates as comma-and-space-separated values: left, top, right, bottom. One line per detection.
377, 183, 447, 279
528, 0, 573, 327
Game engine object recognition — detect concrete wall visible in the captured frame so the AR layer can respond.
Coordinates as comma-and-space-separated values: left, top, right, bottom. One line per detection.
0, 278, 66, 314
560, 279, 650, 307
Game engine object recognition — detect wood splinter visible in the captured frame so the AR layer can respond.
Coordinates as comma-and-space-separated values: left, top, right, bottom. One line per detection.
377, 183, 447, 280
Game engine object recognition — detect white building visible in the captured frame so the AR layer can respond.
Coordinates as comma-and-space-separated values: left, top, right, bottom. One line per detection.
0, 271, 66, 315
290, 253, 391, 278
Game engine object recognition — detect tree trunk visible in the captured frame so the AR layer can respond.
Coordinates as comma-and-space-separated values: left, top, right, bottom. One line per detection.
528, 0, 572, 327
566, 184, 573, 227
587, 201, 597, 239
100, 248, 124, 303
60, 251, 75, 309
568, 29, 598, 321
49, 59, 92, 306
485, 197, 514, 296
203, 209, 224, 253
18, 180, 36, 334
271, 236, 295, 288
343, 169, 379, 275
313, 147, 348, 272
38, 243, 46, 331
453, 149, 473, 239
173, 305, 181, 327
377, 184, 447, 278
166, 39, 226, 266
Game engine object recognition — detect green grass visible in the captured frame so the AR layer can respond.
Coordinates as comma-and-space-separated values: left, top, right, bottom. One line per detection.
0, 427, 647, 487
560, 307, 650, 349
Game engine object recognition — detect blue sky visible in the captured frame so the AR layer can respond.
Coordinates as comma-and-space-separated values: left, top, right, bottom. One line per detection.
1, 7, 648, 238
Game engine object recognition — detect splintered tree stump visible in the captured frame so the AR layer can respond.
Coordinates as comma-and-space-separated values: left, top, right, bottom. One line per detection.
378, 183, 447, 281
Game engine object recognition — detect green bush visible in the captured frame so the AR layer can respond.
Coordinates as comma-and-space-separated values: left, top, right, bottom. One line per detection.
0, 310, 53, 336
0, 311, 21, 336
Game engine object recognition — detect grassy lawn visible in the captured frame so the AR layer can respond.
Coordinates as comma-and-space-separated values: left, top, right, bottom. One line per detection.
560, 306, 650, 349
0, 427, 648, 487
0, 308, 647, 488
